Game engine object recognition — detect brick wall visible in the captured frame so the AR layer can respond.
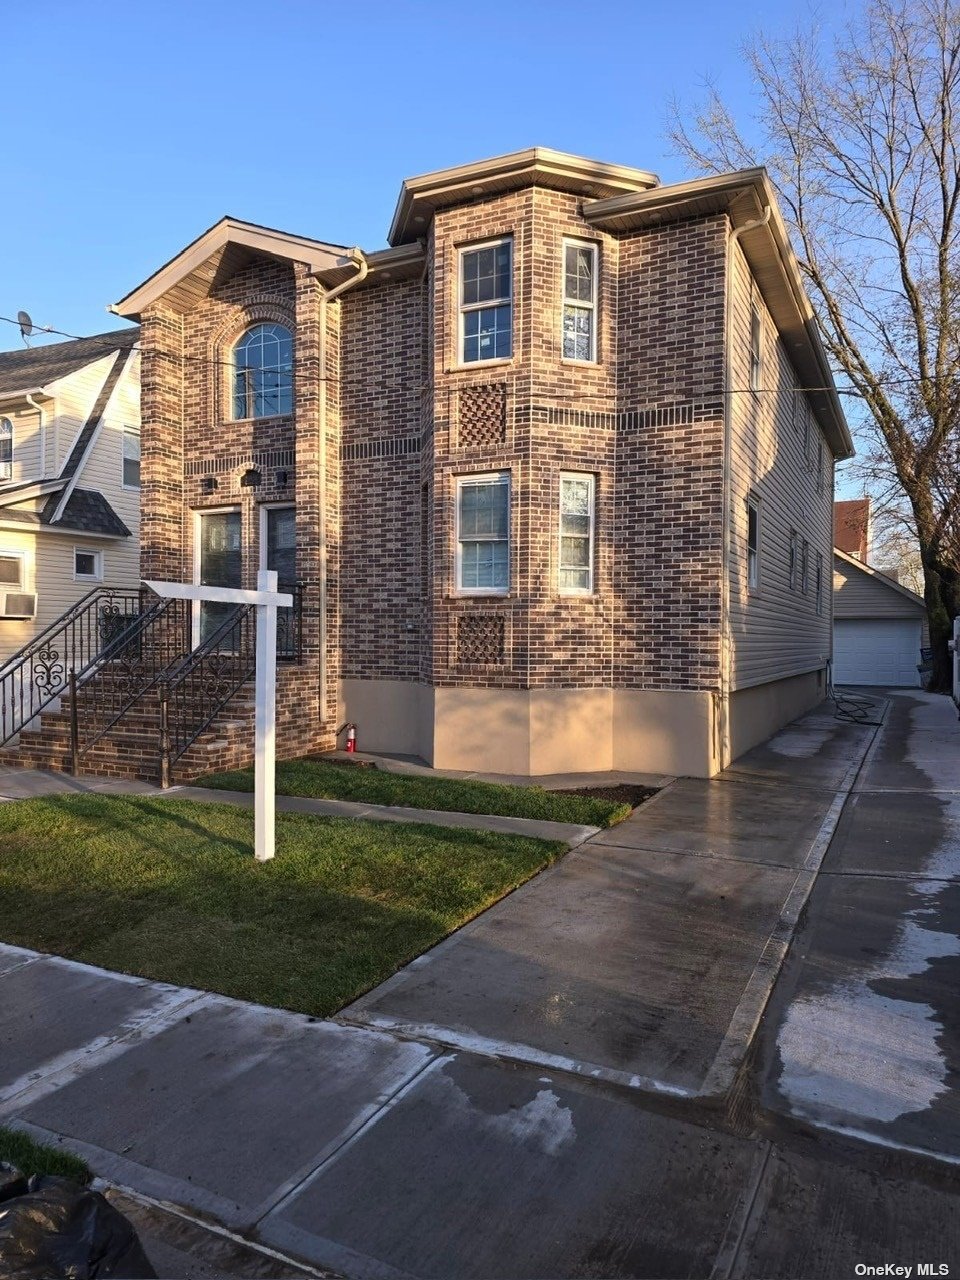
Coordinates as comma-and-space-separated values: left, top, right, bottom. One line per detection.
138, 187, 733, 749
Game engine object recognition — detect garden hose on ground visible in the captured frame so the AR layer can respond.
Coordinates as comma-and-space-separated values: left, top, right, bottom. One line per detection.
826, 661, 886, 726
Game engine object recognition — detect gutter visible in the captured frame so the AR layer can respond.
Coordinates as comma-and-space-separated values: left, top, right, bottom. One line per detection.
310, 248, 368, 719
25, 394, 46, 476
720, 205, 772, 770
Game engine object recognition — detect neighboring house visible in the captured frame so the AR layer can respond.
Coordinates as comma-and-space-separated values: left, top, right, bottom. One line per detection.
6, 148, 853, 782
0, 330, 140, 667
834, 497, 871, 561
833, 547, 927, 687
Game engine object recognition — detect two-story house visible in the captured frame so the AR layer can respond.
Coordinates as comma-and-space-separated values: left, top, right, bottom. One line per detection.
4, 149, 852, 783
0, 330, 140, 668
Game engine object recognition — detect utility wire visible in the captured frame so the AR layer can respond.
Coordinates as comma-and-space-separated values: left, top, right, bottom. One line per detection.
1, 311, 953, 400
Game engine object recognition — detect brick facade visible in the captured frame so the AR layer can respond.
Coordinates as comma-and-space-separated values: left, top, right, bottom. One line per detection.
8, 151, 844, 782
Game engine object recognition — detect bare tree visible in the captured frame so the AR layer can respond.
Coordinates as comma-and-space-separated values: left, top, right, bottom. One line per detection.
671, 0, 960, 689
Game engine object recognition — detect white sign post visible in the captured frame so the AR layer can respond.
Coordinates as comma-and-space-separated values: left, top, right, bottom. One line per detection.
145, 570, 292, 862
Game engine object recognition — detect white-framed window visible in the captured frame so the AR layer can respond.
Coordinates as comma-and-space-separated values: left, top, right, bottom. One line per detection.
122, 428, 141, 489
788, 529, 799, 591
746, 496, 760, 591
459, 239, 512, 364
816, 550, 824, 614
562, 240, 598, 362
0, 552, 23, 588
73, 548, 103, 582
0, 418, 12, 481
455, 472, 510, 593
558, 472, 596, 594
816, 439, 824, 492
233, 323, 293, 419
801, 538, 810, 594
750, 303, 762, 391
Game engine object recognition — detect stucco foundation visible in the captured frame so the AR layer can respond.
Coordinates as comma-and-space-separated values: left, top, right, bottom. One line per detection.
341, 680, 724, 777
727, 668, 826, 764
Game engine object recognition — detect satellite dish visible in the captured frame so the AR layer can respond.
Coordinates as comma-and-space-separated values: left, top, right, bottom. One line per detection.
17, 311, 33, 343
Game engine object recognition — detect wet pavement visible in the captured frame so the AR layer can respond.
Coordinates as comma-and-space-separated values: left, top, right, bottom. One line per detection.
759, 691, 960, 1164
344, 703, 875, 1096
3, 692, 960, 1278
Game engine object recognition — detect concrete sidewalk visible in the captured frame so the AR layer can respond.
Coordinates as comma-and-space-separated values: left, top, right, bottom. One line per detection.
0, 768, 602, 848
7, 692, 960, 1277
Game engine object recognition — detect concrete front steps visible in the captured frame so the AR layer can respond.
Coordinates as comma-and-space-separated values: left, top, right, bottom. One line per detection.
0, 676, 256, 785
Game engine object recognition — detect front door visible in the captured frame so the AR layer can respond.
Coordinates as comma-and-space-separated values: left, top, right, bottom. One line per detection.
195, 509, 242, 646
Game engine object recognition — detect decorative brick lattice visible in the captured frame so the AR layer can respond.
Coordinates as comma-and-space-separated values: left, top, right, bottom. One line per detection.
456, 384, 507, 448
457, 615, 505, 665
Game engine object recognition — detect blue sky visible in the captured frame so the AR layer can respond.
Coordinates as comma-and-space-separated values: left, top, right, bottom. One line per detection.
1, 0, 863, 484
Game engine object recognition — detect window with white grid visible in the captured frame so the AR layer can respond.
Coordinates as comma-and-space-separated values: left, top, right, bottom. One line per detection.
562, 241, 598, 362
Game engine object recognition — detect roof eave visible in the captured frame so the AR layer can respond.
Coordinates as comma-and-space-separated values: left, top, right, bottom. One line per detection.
389, 147, 660, 246
833, 546, 926, 608
583, 169, 856, 462
111, 217, 352, 320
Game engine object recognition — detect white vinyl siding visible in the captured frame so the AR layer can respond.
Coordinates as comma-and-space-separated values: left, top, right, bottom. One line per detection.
456, 473, 510, 593
727, 238, 834, 690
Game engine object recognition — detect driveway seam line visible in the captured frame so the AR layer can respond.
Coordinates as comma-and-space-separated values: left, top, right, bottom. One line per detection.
254, 1053, 449, 1228
709, 1139, 774, 1280
698, 700, 891, 1098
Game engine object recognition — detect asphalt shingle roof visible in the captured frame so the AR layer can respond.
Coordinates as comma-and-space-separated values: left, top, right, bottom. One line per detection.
0, 328, 139, 396
0, 488, 130, 538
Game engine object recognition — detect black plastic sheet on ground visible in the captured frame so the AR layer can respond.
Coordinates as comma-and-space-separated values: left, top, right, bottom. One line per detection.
0, 1163, 155, 1279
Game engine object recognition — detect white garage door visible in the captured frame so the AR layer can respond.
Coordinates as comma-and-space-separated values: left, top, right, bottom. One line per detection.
833, 618, 922, 687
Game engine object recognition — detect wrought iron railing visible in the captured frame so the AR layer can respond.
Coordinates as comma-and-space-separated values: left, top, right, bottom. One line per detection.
159, 604, 256, 786
157, 583, 303, 785
69, 595, 195, 769
0, 587, 146, 746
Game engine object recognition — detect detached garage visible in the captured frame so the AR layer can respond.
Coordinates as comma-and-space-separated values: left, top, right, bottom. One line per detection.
833, 549, 927, 687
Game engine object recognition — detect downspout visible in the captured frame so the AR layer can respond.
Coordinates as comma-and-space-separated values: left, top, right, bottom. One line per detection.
312, 248, 368, 721
721, 205, 771, 770
25, 394, 46, 476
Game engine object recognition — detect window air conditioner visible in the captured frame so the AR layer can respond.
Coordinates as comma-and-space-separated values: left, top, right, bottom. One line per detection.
1, 592, 37, 619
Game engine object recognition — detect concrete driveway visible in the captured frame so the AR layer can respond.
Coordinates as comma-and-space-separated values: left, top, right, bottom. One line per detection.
3, 692, 960, 1278
343, 700, 876, 1097
760, 690, 960, 1162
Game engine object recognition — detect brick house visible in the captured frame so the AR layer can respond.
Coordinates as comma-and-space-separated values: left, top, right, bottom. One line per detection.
9, 148, 851, 783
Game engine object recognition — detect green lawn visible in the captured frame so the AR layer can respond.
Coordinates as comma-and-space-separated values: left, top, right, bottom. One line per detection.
0, 1126, 91, 1184
201, 758, 633, 827
0, 795, 563, 1018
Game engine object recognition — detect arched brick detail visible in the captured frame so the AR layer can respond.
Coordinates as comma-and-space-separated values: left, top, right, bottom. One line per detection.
208, 299, 295, 426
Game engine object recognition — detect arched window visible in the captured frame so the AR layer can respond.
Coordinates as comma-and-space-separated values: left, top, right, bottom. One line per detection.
232, 324, 293, 420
